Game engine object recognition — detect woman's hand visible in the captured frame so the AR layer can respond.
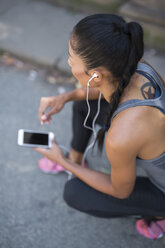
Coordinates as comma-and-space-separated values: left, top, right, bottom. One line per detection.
38, 95, 66, 125
34, 140, 65, 165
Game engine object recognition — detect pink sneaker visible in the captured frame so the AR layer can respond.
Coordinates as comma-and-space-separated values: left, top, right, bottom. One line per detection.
38, 157, 65, 174
136, 218, 165, 239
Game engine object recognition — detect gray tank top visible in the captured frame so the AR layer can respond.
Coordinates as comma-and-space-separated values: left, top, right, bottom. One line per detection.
112, 62, 165, 194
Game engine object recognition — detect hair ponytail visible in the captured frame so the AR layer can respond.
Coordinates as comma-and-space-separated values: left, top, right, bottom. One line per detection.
96, 72, 132, 151
71, 14, 144, 151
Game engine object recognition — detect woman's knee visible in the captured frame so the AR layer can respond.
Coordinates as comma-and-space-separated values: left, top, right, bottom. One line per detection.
63, 178, 87, 211
63, 178, 79, 208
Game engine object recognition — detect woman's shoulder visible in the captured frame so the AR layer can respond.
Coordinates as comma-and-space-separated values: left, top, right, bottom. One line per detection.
106, 106, 154, 152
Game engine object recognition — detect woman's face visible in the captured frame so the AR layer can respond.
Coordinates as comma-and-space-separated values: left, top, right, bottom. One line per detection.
68, 41, 91, 87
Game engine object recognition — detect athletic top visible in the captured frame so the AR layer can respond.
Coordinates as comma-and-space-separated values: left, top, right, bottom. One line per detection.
111, 62, 165, 194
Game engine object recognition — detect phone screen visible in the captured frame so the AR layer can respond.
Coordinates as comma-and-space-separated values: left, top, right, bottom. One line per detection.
24, 132, 48, 145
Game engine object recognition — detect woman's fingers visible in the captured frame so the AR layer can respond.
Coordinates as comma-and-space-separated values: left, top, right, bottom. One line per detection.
34, 140, 64, 165
38, 97, 52, 121
40, 115, 51, 125
38, 96, 65, 125
33, 147, 47, 155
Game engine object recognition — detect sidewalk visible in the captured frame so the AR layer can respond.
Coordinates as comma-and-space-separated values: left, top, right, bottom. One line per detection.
0, 0, 84, 73
0, 0, 165, 76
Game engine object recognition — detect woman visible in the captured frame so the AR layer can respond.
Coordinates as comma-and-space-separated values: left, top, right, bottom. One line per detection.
35, 14, 165, 239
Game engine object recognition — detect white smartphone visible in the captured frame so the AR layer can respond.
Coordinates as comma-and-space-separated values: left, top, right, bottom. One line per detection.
17, 129, 54, 148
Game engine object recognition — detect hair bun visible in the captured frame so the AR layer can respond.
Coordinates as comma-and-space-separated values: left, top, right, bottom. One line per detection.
123, 23, 129, 34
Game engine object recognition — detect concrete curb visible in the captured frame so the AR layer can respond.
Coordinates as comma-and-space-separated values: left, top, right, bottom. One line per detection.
0, 1, 85, 73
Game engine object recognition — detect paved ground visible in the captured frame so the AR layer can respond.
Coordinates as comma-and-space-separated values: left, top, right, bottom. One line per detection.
0, 59, 164, 248
0, 0, 84, 73
0, 0, 165, 75
0, 0, 165, 247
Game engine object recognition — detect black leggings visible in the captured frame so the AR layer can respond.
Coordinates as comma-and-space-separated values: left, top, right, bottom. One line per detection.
65, 100, 165, 217
64, 177, 165, 217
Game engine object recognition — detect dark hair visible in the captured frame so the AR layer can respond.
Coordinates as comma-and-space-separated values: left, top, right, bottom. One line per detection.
71, 14, 144, 151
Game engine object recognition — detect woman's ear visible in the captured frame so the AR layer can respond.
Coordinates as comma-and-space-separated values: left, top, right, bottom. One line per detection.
90, 70, 103, 82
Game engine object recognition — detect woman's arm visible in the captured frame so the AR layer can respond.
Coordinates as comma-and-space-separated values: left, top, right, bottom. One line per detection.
104, 130, 137, 198
34, 120, 139, 199
63, 87, 102, 102
36, 102, 144, 199
34, 138, 136, 199
38, 87, 101, 124
34, 142, 120, 197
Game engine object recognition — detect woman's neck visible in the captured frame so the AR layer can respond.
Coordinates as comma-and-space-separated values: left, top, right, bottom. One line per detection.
98, 79, 118, 103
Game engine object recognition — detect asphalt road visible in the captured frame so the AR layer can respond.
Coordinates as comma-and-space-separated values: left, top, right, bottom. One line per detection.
0, 61, 164, 248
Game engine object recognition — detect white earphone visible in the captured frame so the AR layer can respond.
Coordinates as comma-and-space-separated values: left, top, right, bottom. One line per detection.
87, 73, 98, 87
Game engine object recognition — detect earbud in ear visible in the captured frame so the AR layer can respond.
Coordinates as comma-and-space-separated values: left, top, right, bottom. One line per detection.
92, 73, 98, 79
87, 73, 98, 87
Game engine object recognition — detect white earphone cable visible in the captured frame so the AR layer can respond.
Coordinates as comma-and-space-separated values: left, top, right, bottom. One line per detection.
57, 75, 102, 179
81, 77, 102, 166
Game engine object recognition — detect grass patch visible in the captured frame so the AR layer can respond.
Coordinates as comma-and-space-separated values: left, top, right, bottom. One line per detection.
68, 0, 123, 13
0, 49, 6, 56
143, 27, 165, 51
153, 35, 165, 48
